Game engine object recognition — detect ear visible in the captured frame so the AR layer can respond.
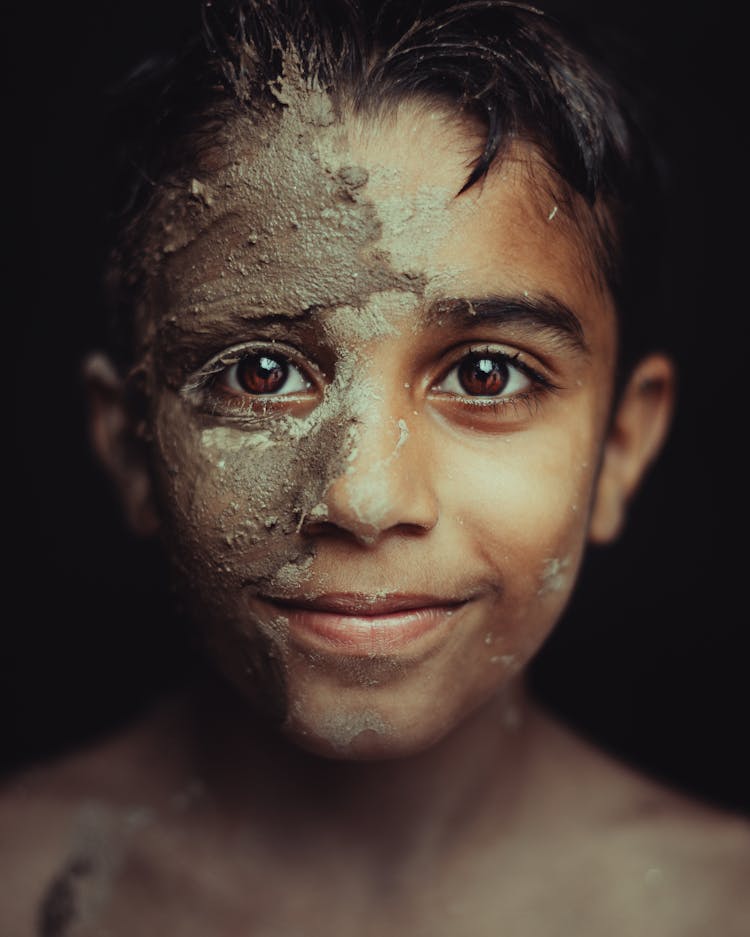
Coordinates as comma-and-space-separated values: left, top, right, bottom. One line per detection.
589, 354, 675, 544
83, 352, 160, 537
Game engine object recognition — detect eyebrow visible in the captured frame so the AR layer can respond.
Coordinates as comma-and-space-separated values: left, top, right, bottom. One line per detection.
425, 294, 589, 354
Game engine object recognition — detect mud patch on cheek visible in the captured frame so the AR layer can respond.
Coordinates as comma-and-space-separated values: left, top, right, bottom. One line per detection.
200, 426, 275, 454
489, 652, 520, 671
537, 555, 573, 597
152, 387, 356, 593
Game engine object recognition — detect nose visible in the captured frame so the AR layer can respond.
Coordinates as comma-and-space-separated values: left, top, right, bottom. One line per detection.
310, 410, 439, 546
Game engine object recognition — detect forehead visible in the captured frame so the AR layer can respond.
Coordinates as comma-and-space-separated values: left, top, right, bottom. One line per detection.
139, 86, 615, 363
346, 108, 605, 304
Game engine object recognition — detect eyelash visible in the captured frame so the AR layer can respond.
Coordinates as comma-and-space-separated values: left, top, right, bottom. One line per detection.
182, 342, 316, 414
184, 342, 558, 420
431, 346, 559, 417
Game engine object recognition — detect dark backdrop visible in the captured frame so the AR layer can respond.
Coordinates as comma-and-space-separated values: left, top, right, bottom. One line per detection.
6, 1, 748, 813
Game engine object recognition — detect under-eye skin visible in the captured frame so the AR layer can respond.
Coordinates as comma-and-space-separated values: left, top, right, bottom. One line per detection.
183, 341, 320, 417
430, 345, 559, 422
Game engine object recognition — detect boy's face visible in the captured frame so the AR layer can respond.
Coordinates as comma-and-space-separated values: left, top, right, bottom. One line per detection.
102, 89, 667, 759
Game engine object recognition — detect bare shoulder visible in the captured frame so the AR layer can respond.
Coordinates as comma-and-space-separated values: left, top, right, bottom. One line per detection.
530, 709, 750, 936
615, 782, 750, 935
620, 777, 750, 935
0, 699, 190, 937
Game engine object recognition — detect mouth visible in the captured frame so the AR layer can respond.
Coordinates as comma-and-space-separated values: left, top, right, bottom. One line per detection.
256, 592, 471, 655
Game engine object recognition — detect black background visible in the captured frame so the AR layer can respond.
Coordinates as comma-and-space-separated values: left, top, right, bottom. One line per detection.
6, 2, 748, 813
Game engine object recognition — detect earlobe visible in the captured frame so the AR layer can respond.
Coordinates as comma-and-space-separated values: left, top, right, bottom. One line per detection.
83, 352, 160, 537
589, 354, 675, 544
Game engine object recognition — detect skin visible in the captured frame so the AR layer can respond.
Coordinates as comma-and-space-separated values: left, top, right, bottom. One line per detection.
92, 94, 668, 761
2, 91, 748, 936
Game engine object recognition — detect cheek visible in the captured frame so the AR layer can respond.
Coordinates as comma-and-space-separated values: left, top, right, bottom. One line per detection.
148, 390, 362, 718
148, 392, 351, 611
442, 414, 600, 652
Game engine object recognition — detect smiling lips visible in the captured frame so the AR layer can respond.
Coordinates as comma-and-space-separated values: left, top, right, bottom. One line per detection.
259, 592, 470, 655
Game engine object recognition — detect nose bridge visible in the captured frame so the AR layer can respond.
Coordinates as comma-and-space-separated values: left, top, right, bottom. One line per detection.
323, 383, 438, 543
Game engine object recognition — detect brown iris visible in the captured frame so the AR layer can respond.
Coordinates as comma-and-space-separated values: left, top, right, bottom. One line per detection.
458, 354, 509, 396
236, 354, 289, 394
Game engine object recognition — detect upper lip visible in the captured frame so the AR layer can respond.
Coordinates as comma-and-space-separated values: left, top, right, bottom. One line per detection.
259, 592, 468, 616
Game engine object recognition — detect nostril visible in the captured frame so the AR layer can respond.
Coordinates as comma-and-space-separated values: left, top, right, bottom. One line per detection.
299, 515, 380, 547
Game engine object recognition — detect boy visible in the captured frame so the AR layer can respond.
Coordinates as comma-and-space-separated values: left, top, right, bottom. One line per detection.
3, 1, 748, 934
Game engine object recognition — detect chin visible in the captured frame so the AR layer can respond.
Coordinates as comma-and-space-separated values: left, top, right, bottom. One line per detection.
279, 686, 485, 762
281, 720, 445, 761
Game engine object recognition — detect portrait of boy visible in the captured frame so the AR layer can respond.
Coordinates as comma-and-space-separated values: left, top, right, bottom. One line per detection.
4, 1, 748, 934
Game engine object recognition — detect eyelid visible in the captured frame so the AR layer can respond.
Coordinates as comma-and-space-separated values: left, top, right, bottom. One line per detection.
436, 355, 529, 399
225, 356, 309, 397
431, 343, 555, 393
182, 340, 323, 396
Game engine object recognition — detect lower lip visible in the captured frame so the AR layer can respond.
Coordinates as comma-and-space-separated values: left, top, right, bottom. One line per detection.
270, 603, 465, 655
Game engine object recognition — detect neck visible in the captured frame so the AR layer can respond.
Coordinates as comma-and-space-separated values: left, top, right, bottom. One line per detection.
181, 675, 541, 860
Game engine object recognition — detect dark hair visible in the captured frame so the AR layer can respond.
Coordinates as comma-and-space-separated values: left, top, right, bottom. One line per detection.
104, 0, 667, 382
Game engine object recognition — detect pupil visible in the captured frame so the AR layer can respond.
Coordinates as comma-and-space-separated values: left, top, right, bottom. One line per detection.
458, 355, 508, 396
237, 354, 288, 394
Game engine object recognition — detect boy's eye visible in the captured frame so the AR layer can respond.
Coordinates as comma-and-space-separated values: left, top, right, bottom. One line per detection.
436, 352, 531, 398
220, 352, 310, 396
